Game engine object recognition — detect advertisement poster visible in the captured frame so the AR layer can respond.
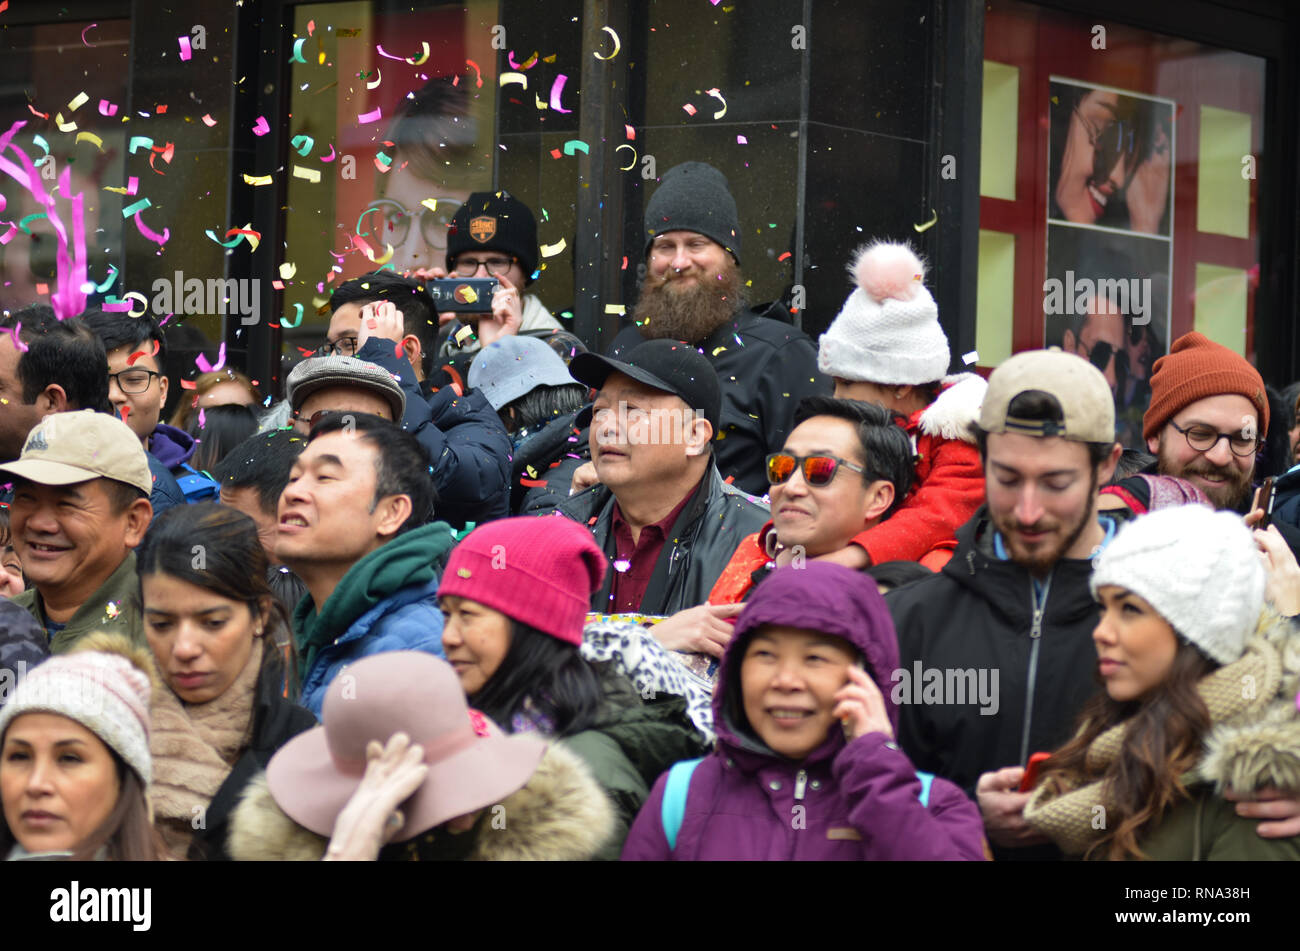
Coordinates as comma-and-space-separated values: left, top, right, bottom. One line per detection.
1044, 78, 1175, 448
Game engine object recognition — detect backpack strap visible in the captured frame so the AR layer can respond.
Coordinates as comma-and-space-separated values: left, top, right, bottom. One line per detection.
660, 757, 704, 852
915, 770, 935, 808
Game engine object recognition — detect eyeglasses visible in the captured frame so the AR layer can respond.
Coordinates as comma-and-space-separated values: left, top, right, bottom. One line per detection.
1080, 340, 1129, 383
765, 452, 865, 487
360, 198, 462, 251
108, 369, 161, 394
292, 409, 332, 429
1168, 420, 1260, 458
318, 336, 359, 358
451, 255, 516, 278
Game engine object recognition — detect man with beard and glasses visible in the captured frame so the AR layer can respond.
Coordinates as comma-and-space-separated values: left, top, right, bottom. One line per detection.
885, 350, 1128, 859
605, 162, 829, 497
1100, 332, 1300, 556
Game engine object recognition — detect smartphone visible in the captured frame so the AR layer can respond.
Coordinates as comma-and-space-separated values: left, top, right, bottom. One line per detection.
428, 277, 498, 314
1018, 752, 1051, 792
1256, 476, 1276, 530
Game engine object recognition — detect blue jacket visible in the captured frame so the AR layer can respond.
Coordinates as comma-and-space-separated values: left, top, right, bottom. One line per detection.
296, 577, 445, 718
146, 451, 187, 514
355, 338, 512, 529
149, 424, 220, 502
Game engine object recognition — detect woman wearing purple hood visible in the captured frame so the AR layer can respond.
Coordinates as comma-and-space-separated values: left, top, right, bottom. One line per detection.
621, 562, 987, 860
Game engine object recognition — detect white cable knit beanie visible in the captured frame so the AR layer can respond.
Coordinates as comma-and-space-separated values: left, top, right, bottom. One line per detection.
817, 242, 950, 385
1089, 505, 1265, 665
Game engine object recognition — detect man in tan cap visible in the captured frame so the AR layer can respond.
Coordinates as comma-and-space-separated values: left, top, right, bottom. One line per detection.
0, 410, 153, 652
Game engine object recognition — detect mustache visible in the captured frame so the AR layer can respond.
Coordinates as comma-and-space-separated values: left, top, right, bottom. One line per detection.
1182, 459, 1244, 482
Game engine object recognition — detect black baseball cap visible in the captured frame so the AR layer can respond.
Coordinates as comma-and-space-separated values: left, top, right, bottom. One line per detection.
570, 339, 721, 432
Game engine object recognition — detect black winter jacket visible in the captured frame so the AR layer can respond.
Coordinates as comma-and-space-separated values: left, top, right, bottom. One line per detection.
609, 303, 830, 498
356, 337, 512, 529
552, 463, 769, 616
511, 410, 590, 516
191, 649, 316, 861
886, 506, 1132, 858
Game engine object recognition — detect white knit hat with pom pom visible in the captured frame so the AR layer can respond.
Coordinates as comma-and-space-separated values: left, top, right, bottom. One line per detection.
1089, 504, 1264, 666
817, 242, 950, 385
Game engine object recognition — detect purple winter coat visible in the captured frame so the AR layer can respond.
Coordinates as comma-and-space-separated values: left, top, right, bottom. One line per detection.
620, 562, 987, 861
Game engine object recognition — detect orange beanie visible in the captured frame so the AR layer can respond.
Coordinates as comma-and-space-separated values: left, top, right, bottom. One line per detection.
1142, 332, 1268, 442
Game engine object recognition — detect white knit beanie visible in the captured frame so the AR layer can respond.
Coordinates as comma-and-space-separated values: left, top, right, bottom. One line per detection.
817, 242, 950, 385
0, 650, 153, 784
1089, 505, 1265, 665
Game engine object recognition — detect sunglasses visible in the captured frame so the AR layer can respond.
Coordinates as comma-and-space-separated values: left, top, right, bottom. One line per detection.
765, 452, 865, 487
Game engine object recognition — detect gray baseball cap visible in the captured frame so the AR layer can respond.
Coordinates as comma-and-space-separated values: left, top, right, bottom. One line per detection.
468, 336, 578, 411
979, 348, 1115, 443
285, 355, 406, 421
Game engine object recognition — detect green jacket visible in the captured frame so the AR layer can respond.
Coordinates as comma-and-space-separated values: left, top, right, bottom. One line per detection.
1132, 786, 1300, 861
13, 552, 144, 654
561, 666, 709, 860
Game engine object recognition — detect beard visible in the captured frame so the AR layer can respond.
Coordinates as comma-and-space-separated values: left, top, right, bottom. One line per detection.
991, 468, 1099, 577
1156, 436, 1254, 511
631, 262, 744, 344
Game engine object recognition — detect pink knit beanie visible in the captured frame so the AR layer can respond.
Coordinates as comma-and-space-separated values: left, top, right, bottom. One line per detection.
439, 516, 606, 645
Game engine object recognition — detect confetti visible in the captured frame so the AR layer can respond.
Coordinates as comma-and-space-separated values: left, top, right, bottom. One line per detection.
93, 264, 118, 293
613, 559, 631, 573
201, 113, 216, 127
75, 131, 104, 151
180, 379, 197, 390
405, 42, 430, 65
465, 58, 483, 87
615, 144, 636, 170
625, 124, 636, 140
289, 38, 308, 63
962, 350, 979, 365
105, 601, 120, 620
550, 75, 573, 113
81, 23, 99, 46
133, 209, 170, 246
278, 262, 297, 280
507, 50, 538, 70
778, 251, 791, 262
706, 88, 727, 119
366, 68, 382, 90
604, 304, 626, 315
128, 136, 154, 154
736, 134, 748, 145
178, 34, 192, 61
562, 139, 589, 156
913, 209, 938, 233
242, 172, 273, 186
594, 26, 621, 60
500, 72, 527, 89
98, 99, 119, 117
103, 176, 140, 196
18, 212, 46, 233
682, 103, 697, 116
319, 144, 336, 162
357, 107, 382, 124
290, 134, 314, 156
195, 342, 227, 373
540, 238, 567, 257
122, 197, 151, 218
252, 116, 270, 136
292, 164, 321, 183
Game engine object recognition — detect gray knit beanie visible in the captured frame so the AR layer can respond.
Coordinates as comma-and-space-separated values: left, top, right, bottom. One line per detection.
644, 162, 741, 264
1089, 504, 1265, 665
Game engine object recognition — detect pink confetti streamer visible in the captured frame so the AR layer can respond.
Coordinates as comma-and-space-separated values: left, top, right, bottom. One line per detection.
81, 23, 98, 47
195, 342, 227, 374
201, 114, 216, 127
178, 35, 192, 61
550, 75, 572, 114
375, 44, 405, 61
98, 99, 118, 117
252, 116, 270, 136
132, 209, 170, 246
319, 144, 336, 162
357, 107, 382, 124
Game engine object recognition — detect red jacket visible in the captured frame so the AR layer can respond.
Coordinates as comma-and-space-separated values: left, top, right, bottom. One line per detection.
851, 374, 986, 570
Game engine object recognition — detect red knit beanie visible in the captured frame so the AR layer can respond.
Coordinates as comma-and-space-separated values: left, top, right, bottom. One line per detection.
1142, 332, 1268, 443
438, 516, 606, 646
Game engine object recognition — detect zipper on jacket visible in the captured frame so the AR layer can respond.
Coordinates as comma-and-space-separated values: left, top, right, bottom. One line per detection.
1018, 572, 1052, 767
793, 769, 808, 802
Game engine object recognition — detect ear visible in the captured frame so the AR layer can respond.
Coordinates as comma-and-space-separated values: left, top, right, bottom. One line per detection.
123, 498, 154, 548
158, 372, 170, 405
373, 493, 414, 539
1097, 442, 1123, 486
1145, 432, 1160, 455
683, 416, 713, 457
400, 334, 423, 369
862, 480, 895, 524
254, 596, 273, 636
37, 384, 69, 414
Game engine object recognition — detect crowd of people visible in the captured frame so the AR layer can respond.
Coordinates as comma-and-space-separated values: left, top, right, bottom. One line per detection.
2, 161, 1300, 863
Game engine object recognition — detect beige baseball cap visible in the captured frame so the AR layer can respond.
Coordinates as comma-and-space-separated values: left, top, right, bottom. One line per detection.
978, 348, 1115, 443
0, 410, 152, 495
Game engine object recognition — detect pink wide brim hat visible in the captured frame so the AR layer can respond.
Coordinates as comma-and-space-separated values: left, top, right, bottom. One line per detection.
264, 652, 546, 840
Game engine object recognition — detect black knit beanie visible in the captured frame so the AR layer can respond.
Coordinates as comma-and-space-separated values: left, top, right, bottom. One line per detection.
643, 161, 741, 264
446, 190, 540, 284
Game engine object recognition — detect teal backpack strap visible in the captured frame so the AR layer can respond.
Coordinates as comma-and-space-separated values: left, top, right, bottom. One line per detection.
660, 757, 704, 851
915, 770, 935, 808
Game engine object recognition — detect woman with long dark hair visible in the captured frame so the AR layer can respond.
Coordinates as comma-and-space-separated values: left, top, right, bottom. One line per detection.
1, 641, 166, 860
1021, 505, 1300, 860
437, 516, 708, 857
136, 502, 315, 860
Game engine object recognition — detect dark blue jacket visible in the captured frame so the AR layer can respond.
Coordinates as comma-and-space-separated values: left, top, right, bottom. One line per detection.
146, 451, 187, 514
149, 424, 220, 503
356, 338, 511, 529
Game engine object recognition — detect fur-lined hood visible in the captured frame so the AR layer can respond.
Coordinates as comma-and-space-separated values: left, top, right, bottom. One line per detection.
1199, 609, 1300, 794
917, 373, 986, 444
226, 738, 615, 861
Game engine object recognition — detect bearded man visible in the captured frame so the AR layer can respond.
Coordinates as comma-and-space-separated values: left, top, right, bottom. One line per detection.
606, 162, 829, 497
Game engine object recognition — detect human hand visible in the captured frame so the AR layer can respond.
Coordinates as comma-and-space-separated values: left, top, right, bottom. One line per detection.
355, 300, 405, 354
569, 461, 600, 496
1125, 126, 1171, 234
1255, 524, 1300, 617
976, 767, 1051, 848
649, 602, 745, 658
476, 271, 523, 348
1223, 787, 1300, 839
832, 664, 893, 741
324, 732, 428, 861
